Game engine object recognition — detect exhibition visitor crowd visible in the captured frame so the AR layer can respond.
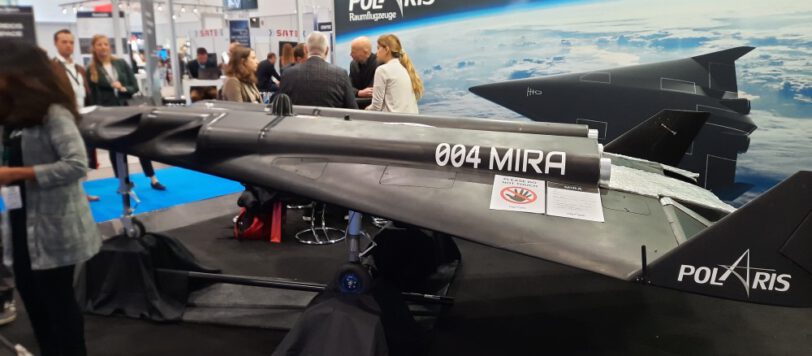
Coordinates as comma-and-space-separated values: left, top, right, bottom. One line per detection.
0, 29, 422, 355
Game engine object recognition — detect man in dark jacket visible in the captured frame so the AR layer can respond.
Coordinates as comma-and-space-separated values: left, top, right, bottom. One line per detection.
187, 47, 220, 79
257, 52, 281, 92
349, 36, 378, 98
279, 32, 358, 109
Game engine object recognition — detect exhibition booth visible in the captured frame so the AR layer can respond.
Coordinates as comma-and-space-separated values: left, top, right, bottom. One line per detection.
1, 0, 812, 355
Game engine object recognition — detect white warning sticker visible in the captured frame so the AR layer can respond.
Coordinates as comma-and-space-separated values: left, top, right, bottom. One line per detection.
489, 175, 546, 214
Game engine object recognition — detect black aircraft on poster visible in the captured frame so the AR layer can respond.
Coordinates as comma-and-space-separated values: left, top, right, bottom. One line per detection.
79, 99, 812, 308
469, 47, 756, 198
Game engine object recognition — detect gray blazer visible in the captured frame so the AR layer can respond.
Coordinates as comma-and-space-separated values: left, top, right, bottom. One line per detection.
279, 56, 359, 109
1, 105, 102, 270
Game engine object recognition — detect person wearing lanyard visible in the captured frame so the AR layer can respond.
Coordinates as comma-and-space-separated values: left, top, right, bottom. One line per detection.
0, 39, 102, 356
87, 34, 167, 190
53, 29, 101, 202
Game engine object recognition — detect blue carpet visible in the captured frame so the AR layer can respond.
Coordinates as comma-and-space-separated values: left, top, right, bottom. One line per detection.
84, 167, 243, 222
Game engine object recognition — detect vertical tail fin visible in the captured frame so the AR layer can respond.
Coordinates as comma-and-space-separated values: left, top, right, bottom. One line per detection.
604, 110, 709, 167
643, 171, 812, 307
691, 46, 754, 94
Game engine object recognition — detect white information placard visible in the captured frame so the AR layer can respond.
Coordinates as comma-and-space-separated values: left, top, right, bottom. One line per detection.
546, 182, 604, 222
489, 175, 546, 214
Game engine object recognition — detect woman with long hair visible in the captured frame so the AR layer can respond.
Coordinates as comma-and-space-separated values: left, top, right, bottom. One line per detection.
87, 35, 165, 190
0, 39, 102, 356
280, 43, 295, 70
365, 34, 423, 114
222, 46, 261, 103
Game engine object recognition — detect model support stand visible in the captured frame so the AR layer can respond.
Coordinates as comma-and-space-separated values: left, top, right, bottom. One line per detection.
115, 152, 145, 238
294, 203, 346, 245
335, 210, 375, 294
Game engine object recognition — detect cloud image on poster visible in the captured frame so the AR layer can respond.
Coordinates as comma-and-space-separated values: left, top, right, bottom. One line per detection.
334, 0, 812, 205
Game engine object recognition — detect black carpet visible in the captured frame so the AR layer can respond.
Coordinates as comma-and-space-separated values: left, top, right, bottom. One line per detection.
2, 213, 811, 355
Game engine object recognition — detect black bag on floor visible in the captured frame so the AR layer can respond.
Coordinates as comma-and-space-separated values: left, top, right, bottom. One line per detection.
78, 233, 219, 322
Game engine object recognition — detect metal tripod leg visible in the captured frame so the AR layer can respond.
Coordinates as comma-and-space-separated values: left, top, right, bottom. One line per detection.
115, 152, 144, 238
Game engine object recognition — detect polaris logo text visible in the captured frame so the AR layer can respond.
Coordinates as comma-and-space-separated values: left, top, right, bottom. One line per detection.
349, 0, 435, 19
677, 250, 791, 297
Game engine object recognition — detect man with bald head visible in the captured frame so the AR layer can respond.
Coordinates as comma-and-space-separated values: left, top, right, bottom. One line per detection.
349, 36, 378, 98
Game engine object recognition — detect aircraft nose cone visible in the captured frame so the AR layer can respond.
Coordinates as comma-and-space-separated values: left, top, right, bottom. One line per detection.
469, 82, 502, 102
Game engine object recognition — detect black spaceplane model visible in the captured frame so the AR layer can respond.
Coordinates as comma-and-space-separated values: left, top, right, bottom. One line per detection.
469, 47, 756, 197
79, 100, 812, 307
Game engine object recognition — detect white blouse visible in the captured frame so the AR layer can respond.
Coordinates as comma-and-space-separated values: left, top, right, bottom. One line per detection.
366, 58, 419, 114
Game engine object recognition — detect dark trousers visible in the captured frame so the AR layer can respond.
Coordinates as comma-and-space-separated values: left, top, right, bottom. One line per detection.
85, 144, 98, 170
109, 151, 155, 178
12, 249, 86, 356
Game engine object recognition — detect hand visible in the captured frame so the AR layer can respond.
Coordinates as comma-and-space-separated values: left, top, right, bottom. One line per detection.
111, 81, 125, 91
0, 167, 20, 186
0, 167, 35, 185
358, 87, 373, 98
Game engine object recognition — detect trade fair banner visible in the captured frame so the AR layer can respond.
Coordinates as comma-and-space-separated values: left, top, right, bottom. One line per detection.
229, 20, 251, 48
332, 0, 812, 206
0, 6, 36, 44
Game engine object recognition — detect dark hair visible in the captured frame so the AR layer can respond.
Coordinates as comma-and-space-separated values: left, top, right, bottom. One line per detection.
267, 52, 276, 60
0, 39, 79, 128
225, 46, 256, 84
293, 43, 306, 59
53, 29, 72, 42
196, 47, 208, 55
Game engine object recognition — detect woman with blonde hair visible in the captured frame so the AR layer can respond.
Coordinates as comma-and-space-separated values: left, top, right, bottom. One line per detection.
87, 35, 166, 190
222, 46, 261, 103
365, 34, 423, 114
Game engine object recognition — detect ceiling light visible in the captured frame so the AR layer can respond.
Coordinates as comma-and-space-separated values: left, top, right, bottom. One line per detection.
157, 4, 163, 11
62, 7, 67, 14
181, 6, 186, 12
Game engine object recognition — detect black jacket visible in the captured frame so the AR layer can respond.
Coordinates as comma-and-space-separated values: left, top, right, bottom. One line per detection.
256, 59, 281, 92
279, 57, 358, 109
187, 58, 220, 79
349, 53, 378, 96
88, 58, 139, 107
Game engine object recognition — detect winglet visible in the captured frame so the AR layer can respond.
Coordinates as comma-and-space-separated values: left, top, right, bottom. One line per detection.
604, 110, 709, 167
642, 171, 812, 307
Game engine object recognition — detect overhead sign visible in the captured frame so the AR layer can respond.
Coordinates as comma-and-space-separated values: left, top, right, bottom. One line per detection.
229, 20, 251, 48
318, 22, 333, 32
195, 29, 225, 38
0, 6, 36, 44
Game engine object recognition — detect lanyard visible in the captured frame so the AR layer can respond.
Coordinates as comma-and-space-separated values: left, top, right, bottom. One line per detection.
59, 61, 82, 87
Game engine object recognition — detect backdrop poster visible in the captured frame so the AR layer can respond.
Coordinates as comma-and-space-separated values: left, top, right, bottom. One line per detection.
332, 0, 812, 205
0, 6, 36, 44
77, 11, 127, 55
229, 20, 251, 48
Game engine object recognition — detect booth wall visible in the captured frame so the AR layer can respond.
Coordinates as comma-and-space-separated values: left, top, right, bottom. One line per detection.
333, 0, 812, 203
